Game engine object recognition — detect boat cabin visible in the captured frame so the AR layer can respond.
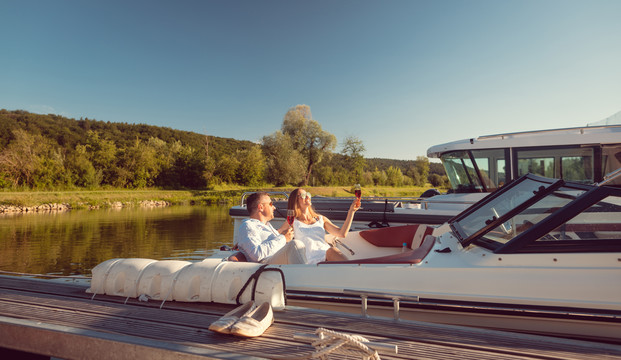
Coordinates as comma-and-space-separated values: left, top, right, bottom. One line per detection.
427, 124, 621, 193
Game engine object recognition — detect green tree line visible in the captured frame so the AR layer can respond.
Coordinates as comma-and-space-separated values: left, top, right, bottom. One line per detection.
0, 107, 447, 190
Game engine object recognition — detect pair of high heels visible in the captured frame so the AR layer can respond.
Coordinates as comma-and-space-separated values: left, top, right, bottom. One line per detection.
208, 301, 274, 337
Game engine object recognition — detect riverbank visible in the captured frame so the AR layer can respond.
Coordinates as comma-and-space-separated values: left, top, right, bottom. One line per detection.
0, 184, 442, 213
0, 189, 237, 213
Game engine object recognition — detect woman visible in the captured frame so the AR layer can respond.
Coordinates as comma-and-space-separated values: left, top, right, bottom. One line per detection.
287, 188, 360, 264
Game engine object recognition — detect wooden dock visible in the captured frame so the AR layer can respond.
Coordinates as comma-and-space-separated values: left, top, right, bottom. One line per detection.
1, 275, 621, 360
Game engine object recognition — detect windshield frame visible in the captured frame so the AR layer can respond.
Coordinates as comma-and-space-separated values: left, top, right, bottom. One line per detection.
448, 173, 620, 253
450, 174, 560, 246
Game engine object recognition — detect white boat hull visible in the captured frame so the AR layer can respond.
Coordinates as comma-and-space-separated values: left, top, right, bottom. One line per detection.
216, 230, 621, 343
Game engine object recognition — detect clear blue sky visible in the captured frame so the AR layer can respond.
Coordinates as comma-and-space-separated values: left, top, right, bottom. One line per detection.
2, 0, 620, 161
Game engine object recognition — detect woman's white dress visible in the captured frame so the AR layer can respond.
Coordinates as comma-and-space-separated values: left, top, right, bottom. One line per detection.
293, 217, 330, 264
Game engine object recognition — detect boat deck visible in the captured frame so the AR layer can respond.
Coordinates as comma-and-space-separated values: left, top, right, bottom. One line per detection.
1, 275, 620, 360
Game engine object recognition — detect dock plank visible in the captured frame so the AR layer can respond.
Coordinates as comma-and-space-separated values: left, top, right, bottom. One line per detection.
1, 276, 621, 360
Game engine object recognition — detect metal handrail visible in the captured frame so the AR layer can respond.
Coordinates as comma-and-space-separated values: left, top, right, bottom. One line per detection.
597, 167, 621, 186
236, 192, 478, 209
343, 289, 420, 321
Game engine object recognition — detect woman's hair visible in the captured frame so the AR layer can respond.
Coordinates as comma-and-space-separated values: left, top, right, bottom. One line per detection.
288, 188, 320, 219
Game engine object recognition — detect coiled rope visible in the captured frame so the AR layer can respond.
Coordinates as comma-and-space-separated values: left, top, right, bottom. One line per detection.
272, 327, 382, 360
311, 327, 380, 360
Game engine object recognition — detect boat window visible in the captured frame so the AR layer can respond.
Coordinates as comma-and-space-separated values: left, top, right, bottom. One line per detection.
453, 176, 558, 243
517, 156, 554, 178
441, 151, 484, 193
562, 156, 593, 184
496, 159, 507, 187
517, 147, 595, 183
441, 149, 506, 193
472, 149, 506, 191
536, 195, 621, 243
481, 186, 588, 245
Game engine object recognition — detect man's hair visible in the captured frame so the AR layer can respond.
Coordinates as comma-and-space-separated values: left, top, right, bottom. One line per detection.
246, 192, 269, 215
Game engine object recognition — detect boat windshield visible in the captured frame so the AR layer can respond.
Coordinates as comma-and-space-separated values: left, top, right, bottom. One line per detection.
539, 194, 621, 242
478, 185, 588, 245
441, 149, 506, 193
451, 173, 621, 252
451, 176, 559, 243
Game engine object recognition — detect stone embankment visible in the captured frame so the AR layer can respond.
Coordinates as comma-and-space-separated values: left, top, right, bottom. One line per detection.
0, 203, 72, 214
0, 200, 171, 214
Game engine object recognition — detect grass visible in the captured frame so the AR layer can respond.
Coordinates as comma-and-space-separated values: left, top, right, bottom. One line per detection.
0, 184, 446, 209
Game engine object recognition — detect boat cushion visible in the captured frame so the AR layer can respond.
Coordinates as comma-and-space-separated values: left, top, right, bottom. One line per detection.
321, 234, 437, 265
359, 224, 433, 249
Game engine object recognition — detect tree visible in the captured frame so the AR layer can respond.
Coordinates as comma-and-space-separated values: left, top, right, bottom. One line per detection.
68, 149, 100, 188
413, 156, 430, 186
34, 146, 70, 189
235, 145, 266, 186
0, 129, 39, 187
215, 154, 240, 184
170, 144, 206, 188
386, 166, 404, 187
371, 167, 387, 186
281, 105, 336, 185
341, 136, 366, 183
115, 139, 161, 188
0, 129, 73, 189
262, 131, 306, 186
83, 131, 119, 186
429, 173, 447, 187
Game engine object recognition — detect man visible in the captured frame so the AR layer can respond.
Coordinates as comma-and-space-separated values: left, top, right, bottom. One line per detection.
234, 192, 307, 264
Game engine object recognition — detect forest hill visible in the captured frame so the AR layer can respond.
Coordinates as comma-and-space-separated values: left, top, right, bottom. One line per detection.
0, 108, 446, 191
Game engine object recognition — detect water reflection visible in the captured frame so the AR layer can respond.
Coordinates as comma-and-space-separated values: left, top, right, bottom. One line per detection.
0, 205, 234, 276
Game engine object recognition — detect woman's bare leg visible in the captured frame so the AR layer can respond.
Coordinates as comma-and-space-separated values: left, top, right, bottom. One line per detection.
325, 247, 348, 262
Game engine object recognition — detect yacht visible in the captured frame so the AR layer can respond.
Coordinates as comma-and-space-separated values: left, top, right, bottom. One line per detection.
229, 121, 621, 230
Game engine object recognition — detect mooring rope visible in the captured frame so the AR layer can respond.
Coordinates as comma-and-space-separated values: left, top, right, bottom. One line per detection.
269, 327, 382, 360
311, 327, 380, 360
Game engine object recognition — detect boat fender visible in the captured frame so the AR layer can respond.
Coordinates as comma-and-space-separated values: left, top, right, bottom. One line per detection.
235, 264, 287, 307
87, 258, 286, 309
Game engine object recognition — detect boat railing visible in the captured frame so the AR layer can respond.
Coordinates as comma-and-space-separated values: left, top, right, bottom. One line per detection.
237, 192, 477, 210
239, 191, 289, 206
312, 196, 478, 210
343, 289, 420, 321
415, 199, 477, 210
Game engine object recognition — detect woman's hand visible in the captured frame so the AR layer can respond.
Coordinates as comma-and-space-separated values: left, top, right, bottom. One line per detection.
349, 198, 361, 213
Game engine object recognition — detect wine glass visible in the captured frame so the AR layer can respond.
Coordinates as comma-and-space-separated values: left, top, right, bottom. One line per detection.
287, 209, 295, 225
354, 184, 361, 206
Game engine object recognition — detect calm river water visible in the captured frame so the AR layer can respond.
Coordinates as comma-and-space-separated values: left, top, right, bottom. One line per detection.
0, 205, 234, 277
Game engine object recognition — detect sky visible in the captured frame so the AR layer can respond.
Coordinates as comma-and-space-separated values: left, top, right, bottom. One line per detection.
2, 0, 620, 161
